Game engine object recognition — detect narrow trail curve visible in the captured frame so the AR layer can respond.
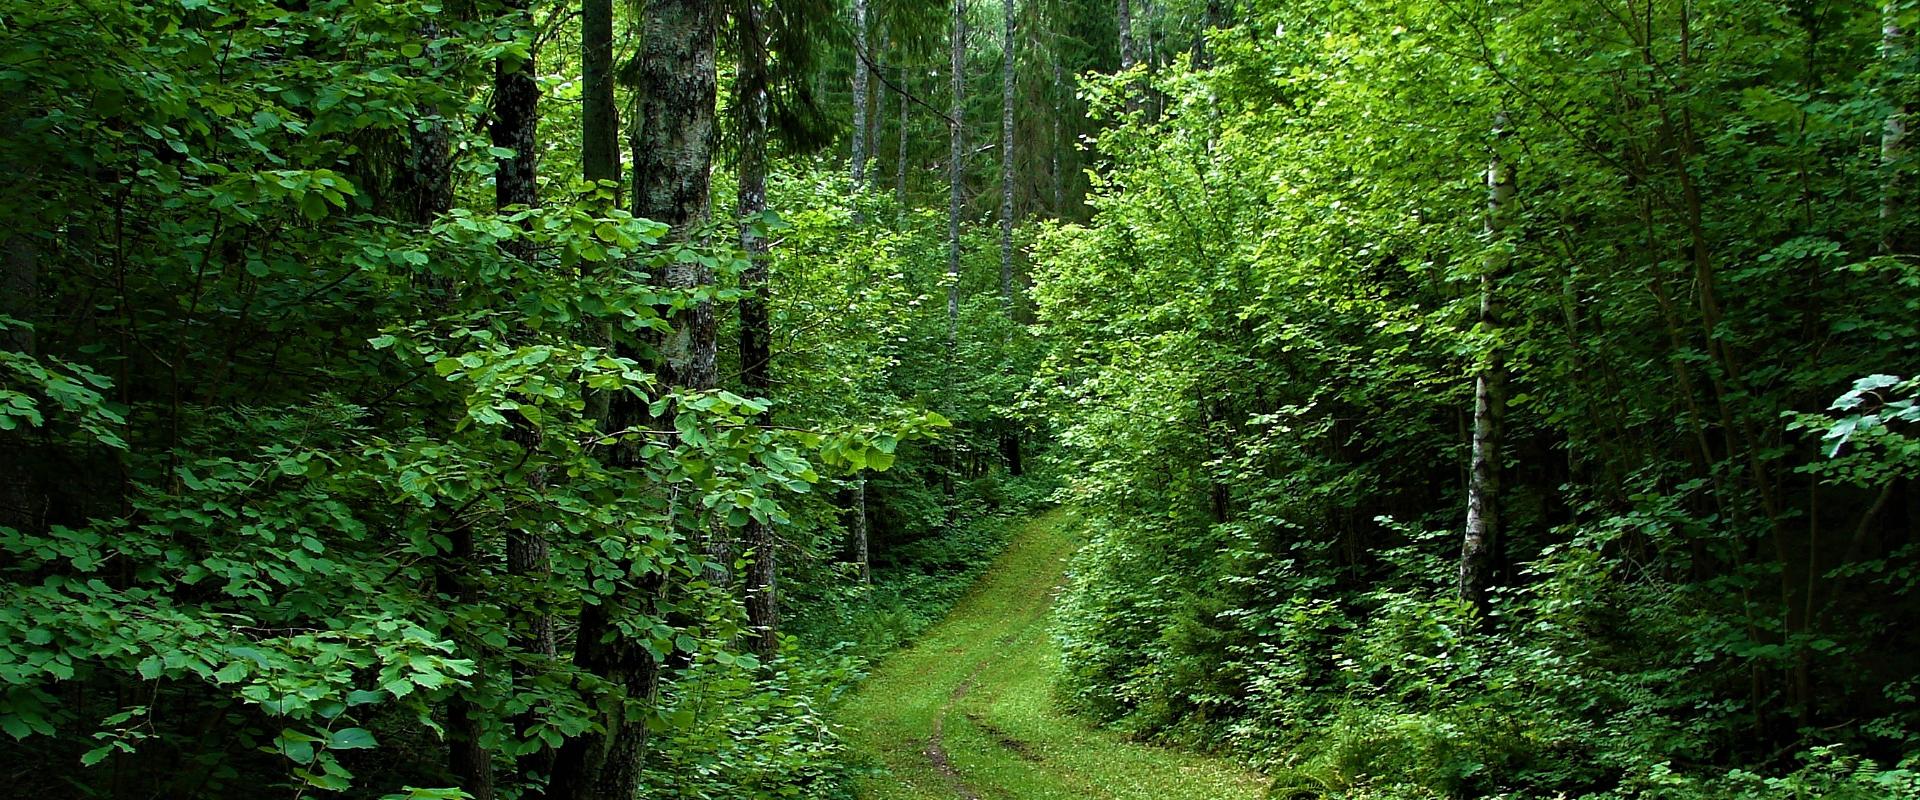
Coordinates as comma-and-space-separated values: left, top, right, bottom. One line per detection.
839, 509, 1269, 800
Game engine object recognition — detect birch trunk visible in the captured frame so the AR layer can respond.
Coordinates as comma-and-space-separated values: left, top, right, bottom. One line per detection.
897, 64, 910, 205
1460, 111, 1512, 617
999, 0, 1016, 315
854, 479, 871, 583
852, 0, 870, 190
949, 0, 967, 342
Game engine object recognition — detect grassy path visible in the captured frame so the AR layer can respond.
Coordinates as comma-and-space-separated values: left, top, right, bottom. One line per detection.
839, 509, 1269, 800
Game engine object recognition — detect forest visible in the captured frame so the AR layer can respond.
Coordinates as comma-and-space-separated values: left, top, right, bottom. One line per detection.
2, 0, 1919, 797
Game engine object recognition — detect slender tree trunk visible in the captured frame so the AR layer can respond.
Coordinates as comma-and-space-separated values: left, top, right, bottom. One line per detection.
398, 22, 476, 793
948, 0, 967, 342
493, 19, 539, 219
853, 479, 871, 583
738, 0, 779, 657
491, 4, 548, 792
581, 0, 620, 431
1143, 0, 1164, 117
437, 529, 494, 800
897, 65, 910, 206
1884, 0, 1909, 252
852, 0, 870, 191
1118, 0, 1139, 112
497, 21, 546, 641
584, 0, 620, 199
552, 0, 715, 792
999, 0, 1016, 315
1050, 54, 1064, 217
1144, 0, 1161, 70
0, 226, 40, 536
402, 22, 454, 228
869, 36, 885, 177
1460, 111, 1511, 618
1192, 0, 1221, 67
398, 19, 452, 235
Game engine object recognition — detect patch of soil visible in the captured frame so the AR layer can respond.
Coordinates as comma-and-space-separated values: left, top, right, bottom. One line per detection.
964, 712, 1044, 763
923, 661, 992, 800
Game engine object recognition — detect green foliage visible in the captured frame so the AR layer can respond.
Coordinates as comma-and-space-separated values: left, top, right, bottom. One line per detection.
1038, 0, 1920, 797
0, 0, 990, 796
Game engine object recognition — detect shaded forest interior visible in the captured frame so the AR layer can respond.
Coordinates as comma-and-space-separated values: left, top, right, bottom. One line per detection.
3, 0, 1920, 797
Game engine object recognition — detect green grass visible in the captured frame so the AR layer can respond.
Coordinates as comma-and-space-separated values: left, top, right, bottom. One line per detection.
838, 508, 1269, 799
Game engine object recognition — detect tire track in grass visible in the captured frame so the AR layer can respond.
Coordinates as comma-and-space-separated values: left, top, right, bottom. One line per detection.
926, 661, 990, 800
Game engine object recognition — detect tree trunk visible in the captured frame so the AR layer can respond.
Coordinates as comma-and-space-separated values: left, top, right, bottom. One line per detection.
491, 4, 548, 792
1118, 0, 1139, 112
852, 0, 870, 191
897, 64, 910, 206
547, 599, 660, 800
401, 22, 454, 228
551, 0, 715, 792
581, 0, 620, 430
1192, 0, 1221, 68
949, 0, 967, 343
1050, 54, 1064, 217
870, 35, 885, 180
437, 529, 495, 800
398, 22, 477, 793
0, 226, 41, 546
1143, 0, 1163, 117
1884, 0, 1909, 252
1460, 111, 1512, 618
583, 0, 620, 198
853, 479, 871, 583
738, 0, 779, 657
999, 0, 1016, 316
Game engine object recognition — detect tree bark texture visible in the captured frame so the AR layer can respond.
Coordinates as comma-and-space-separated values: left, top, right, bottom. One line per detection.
1460, 111, 1512, 617
852, 0, 870, 191
1050, 54, 1064, 217
999, 0, 1016, 316
437, 529, 495, 800
1884, 0, 1909, 251
738, 0, 779, 657
491, 6, 553, 790
949, 0, 967, 342
897, 65, 910, 206
583, 0, 620, 196
1118, 0, 1140, 112
401, 23, 454, 228
853, 478, 871, 584
552, 0, 716, 792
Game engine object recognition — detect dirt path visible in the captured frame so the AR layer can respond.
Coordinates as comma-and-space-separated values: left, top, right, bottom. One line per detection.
838, 510, 1269, 800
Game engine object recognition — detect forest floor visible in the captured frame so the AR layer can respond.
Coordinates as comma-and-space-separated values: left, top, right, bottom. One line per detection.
838, 508, 1269, 799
